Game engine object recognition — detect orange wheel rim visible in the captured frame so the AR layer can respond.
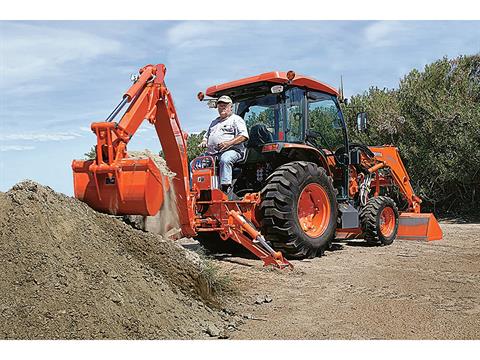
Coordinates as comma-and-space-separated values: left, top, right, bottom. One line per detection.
297, 183, 331, 237
380, 207, 395, 237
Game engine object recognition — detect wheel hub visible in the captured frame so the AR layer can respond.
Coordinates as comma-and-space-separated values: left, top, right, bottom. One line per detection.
380, 206, 395, 237
297, 183, 331, 237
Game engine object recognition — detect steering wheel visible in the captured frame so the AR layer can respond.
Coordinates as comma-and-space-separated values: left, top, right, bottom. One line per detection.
334, 147, 349, 166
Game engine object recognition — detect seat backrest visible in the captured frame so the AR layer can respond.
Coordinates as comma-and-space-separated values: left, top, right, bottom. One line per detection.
247, 123, 274, 148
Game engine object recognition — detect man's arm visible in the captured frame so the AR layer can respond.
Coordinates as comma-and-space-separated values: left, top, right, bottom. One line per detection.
198, 127, 211, 148
216, 135, 248, 151
217, 115, 249, 151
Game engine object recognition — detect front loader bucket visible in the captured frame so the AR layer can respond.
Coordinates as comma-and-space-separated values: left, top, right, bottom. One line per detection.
72, 158, 166, 216
397, 212, 443, 241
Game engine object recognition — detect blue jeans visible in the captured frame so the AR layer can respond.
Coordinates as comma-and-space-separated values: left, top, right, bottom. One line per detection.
219, 150, 242, 185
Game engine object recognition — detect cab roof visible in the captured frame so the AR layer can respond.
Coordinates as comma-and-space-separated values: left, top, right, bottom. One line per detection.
205, 71, 339, 98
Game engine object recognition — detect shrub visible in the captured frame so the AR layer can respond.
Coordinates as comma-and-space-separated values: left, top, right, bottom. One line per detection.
345, 54, 480, 213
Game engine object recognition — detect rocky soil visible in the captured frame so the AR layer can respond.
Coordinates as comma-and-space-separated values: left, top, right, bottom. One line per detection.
0, 181, 236, 339
198, 221, 480, 339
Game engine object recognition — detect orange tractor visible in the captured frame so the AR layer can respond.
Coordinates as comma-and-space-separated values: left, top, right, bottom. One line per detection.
72, 64, 442, 269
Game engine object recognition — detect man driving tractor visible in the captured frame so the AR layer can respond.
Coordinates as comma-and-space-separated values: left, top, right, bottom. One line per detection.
199, 95, 249, 194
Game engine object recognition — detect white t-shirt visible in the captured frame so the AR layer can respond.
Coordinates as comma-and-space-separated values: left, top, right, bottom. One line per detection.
203, 113, 249, 154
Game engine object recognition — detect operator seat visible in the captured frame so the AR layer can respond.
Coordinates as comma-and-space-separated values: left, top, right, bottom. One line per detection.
247, 123, 274, 149
232, 123, 272, 181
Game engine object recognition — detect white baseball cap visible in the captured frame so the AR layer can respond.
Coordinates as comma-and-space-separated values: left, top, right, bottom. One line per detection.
217, 95, 233, 104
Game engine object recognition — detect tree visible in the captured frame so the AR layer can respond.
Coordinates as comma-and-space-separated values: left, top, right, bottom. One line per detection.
186, 130, 207, 162
396, 55, 480, 211
343, 54, 480, 213
159, 130, 207, 163
84, 146, 96, 160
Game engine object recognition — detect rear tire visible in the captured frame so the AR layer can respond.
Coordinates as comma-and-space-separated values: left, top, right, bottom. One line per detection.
259, 161, 337, 259
360, 196, 399, 245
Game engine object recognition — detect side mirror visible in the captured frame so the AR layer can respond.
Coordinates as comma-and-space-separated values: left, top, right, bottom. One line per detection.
350, 148, 361, 165
356, 112, 368, 132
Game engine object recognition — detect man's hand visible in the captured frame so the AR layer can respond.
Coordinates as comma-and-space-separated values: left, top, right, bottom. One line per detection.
198, 139, 207, 149
216, 140, 232, 152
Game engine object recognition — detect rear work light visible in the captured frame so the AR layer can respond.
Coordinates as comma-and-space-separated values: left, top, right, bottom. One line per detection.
262, 144, 279, 152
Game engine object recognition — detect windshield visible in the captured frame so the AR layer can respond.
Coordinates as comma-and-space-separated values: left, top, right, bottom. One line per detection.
236, 93, 284, 141
234, 85, 345, 149
235, 87, 307, 143
307, 91, 346, 152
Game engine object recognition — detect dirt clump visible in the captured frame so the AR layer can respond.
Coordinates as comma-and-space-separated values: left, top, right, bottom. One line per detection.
126, 150, 180, 236
0, 180, 232, 339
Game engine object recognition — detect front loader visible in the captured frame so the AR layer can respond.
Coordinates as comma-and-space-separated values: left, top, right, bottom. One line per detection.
72, 64, 442, 269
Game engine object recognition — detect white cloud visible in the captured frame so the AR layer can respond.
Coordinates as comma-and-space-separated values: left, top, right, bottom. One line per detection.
364, 21, 406, 47
0, 22, 122, 90
166, 21, 244, 50
0, 132, 82, 142
0, 145, 35, 152
167, 22, 217, 44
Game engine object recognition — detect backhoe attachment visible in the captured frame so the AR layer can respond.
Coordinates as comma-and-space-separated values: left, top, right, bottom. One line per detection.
72, 64, 196, 237
227, 210, 292, 269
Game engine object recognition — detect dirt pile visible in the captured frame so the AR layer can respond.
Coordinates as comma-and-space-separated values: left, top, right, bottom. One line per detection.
0, 181, 230, 339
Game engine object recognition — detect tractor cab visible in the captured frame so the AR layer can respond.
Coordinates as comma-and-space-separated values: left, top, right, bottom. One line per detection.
201, 71, 351, 199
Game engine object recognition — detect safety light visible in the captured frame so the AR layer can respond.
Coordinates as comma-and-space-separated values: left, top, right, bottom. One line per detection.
271, 85, 284, 94
197, 92, 205, 101
286, 70, 296, 81
262, 144, 279, 152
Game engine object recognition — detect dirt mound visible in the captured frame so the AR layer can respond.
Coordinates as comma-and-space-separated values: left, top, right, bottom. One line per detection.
0, 181, 229, 339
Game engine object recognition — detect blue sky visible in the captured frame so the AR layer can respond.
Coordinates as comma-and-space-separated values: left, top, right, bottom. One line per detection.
0, 20, 479, 195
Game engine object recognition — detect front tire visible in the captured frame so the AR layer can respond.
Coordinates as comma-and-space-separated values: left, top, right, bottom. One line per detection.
259, 161, 337, 259
360, 196, 399, 245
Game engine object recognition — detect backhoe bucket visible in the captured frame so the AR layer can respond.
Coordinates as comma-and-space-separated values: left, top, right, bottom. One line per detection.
397, 212, 443, 241
72, 158, 166, 216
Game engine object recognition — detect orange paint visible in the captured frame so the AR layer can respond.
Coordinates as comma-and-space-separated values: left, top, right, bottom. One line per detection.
297, 183, 331, 237
206, 71, 338, 97
397, 213, 443, 241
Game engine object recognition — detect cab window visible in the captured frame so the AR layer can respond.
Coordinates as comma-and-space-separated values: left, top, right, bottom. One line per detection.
285, 87, 305, 142
307, 92, 345, 152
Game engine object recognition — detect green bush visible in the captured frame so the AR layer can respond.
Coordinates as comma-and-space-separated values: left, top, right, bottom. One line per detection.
159, 130, 207, 163
345, 54, 480, 213
186, 130, 207, 162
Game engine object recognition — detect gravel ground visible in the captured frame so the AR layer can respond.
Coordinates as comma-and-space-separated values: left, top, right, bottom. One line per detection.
194, 221, 480, 339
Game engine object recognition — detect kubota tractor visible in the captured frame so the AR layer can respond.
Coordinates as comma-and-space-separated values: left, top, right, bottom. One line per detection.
72, 64, 442, 269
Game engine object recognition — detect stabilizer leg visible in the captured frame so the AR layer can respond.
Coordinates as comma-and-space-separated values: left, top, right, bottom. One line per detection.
226, 210, 293, 269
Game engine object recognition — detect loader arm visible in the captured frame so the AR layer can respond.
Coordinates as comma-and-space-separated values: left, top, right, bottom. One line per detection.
368, 146, 422, 213
367, 146, 442, 241
72, 64, 196, 236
